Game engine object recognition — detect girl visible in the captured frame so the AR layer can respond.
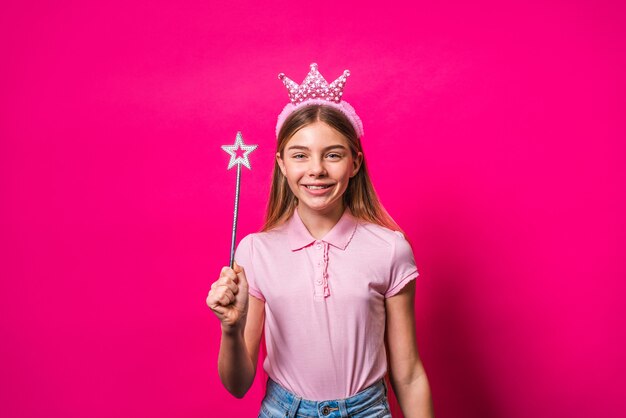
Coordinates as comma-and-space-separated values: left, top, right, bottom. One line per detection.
207, 63, 434, 417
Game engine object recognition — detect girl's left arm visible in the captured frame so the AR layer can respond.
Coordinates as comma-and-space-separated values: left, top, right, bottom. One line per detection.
385, 279, 435, 418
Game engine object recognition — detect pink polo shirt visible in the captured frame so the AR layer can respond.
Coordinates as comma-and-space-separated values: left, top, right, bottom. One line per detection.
234, 208, 419, 400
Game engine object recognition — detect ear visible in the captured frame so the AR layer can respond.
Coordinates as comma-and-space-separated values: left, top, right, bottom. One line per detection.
351, 152, 363, 178
276, 152, 287, 176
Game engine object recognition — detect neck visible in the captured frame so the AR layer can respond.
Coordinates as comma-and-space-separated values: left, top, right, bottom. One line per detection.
296, 203, 345, 240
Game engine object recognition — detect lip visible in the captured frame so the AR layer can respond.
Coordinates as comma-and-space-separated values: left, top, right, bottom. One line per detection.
301, 183, 335, 195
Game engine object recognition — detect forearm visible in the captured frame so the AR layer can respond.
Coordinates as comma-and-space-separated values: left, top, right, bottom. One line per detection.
217, 326, 256, 398
391, 372, 434, 418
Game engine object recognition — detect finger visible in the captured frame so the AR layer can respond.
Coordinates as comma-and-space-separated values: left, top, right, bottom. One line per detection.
207, 287, 232, 306
206, 293, 218, 308
214, 276, 238, 293
209, 304, 229, 316
206, 291, 223, 307
233, 261, 248, 286
225, 280, 239, 294
219, 289, 236, 305
220, 266, 237, 281
211, 283, 238, 298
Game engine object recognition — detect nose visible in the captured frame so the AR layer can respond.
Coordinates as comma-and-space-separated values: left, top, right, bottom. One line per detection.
307, 157, 327, 177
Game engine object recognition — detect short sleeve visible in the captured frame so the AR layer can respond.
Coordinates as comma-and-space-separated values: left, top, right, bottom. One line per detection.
385, 231, 419, 298
234, 234, 265, 301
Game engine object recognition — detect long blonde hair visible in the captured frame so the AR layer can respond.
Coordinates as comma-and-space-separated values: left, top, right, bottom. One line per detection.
262, 104, 404, 235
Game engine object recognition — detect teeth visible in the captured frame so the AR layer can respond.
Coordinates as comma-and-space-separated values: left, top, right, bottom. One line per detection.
306, 185, 330, 190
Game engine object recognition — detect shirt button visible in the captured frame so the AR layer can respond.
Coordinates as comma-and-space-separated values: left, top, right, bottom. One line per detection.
315, 242, 322, 250
316, 279, 323, 285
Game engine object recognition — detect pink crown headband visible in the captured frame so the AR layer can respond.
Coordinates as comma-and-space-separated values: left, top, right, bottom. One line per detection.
276, 63, 364, 138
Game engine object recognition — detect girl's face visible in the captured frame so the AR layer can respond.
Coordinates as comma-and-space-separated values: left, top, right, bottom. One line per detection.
277, 121, 363, 219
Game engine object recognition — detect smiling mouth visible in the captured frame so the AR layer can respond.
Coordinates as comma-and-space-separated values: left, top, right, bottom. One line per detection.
304, 185, 333, 190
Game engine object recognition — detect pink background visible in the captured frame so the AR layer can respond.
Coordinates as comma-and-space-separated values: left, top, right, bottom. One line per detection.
1, 1, 625, 417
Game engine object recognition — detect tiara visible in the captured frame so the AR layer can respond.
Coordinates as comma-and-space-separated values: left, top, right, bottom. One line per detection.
275, 63, 364, 138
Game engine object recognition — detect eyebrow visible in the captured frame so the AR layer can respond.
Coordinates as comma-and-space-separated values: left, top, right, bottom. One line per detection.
286, 145, 348, 152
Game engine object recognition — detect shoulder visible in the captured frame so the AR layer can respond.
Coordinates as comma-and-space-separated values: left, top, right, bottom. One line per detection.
237, 224, 289, 250
354, 221, 414, 264
355, 221, 409, 248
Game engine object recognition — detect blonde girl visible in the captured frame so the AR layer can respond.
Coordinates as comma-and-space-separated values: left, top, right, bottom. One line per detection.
207, 64, 434, 418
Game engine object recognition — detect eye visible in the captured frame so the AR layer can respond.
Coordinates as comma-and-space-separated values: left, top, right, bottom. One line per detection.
326, 152, 342, 159
292, 153, 306, 160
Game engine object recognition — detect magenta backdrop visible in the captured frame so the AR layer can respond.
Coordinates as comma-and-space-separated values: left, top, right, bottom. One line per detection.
1, 1, 625, 417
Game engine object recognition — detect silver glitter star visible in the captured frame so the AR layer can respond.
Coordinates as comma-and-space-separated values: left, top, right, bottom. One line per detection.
221, 131, 258, 170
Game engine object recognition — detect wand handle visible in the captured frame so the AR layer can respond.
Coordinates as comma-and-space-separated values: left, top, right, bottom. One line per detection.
229, 163, 242, 269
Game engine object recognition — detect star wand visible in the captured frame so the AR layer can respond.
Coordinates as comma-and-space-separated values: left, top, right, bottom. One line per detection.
221, 132, 258, 268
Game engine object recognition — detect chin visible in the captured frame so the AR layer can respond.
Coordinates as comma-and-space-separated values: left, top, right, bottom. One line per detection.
302, 200, 342, 213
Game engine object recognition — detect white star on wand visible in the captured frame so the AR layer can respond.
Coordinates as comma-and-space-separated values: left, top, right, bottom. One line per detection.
221, 131, 258, 268
221, 132, 258, 170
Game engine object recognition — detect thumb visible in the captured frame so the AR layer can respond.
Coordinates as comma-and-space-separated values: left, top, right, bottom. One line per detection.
232, 261, 248, 286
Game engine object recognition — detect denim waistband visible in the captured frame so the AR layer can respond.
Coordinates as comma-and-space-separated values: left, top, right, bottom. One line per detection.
262, 378, 389, 418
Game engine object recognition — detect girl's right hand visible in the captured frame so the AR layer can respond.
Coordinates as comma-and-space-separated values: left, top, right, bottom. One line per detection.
206, 261, 249, 332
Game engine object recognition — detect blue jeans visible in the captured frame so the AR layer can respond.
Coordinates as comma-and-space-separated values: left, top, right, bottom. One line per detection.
259, 378, 392, 418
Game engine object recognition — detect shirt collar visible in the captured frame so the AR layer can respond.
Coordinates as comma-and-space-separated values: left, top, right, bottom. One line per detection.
287, 207, 358, 251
